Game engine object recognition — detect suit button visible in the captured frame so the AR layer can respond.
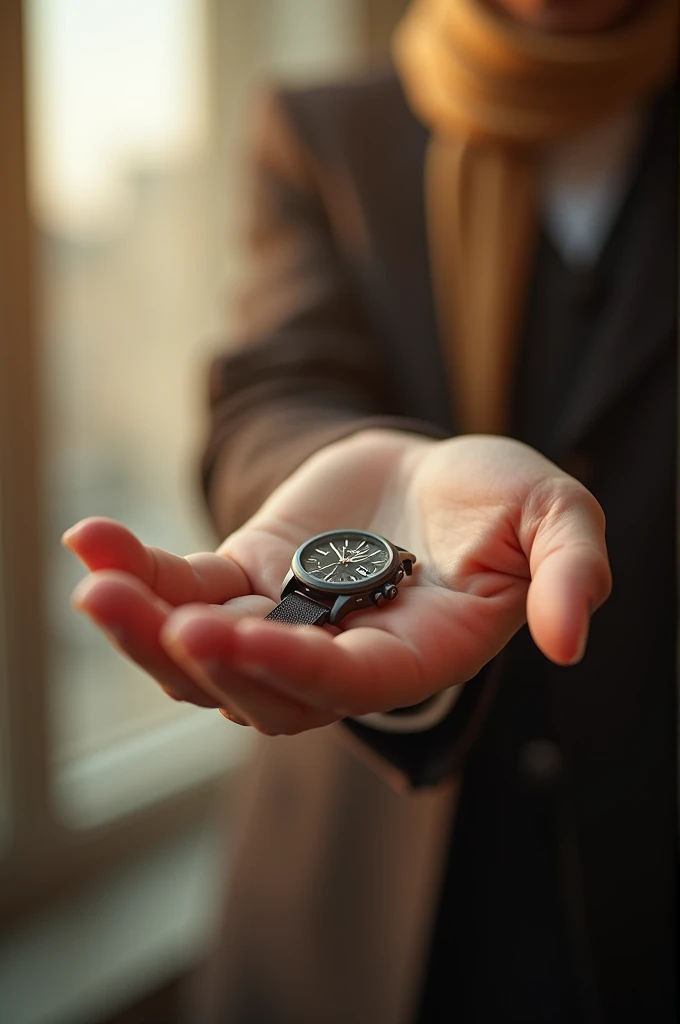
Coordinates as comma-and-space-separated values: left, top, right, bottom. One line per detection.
518, 740, 563, 788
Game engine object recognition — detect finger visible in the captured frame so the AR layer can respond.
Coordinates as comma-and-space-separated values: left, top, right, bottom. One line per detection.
524, 484, 612, 665
161, 604, 437, 718
63, 516, 251, 606
160, 606, 341, 734
234, 618, 430, 716
71, 570, 221, 707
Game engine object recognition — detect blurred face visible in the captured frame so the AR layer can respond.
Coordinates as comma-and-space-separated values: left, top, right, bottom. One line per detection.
490, 0, 649, 33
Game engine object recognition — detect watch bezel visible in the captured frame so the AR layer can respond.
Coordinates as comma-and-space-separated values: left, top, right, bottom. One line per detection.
291, 529, 398, 596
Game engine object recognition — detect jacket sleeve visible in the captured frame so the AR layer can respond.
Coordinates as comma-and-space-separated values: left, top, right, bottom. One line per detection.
199, 84, 497, 789
200, 85, 447, 539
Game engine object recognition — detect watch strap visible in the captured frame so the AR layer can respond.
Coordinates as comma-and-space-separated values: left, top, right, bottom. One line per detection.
265, 591, 330, 627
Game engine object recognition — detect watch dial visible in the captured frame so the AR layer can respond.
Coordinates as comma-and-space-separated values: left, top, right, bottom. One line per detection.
300, 532, 391, 586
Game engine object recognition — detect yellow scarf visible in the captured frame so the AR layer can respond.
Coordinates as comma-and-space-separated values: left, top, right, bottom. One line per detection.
392, 0, 679, 434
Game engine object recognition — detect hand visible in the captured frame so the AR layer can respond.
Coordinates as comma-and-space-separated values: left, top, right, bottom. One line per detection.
64, 431, 611, 735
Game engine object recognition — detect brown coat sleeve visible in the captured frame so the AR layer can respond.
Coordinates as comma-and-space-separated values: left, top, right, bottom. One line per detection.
200, 87, 446, 539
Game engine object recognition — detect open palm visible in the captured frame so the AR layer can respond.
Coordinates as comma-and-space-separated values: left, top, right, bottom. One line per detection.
65, 431, 611, 734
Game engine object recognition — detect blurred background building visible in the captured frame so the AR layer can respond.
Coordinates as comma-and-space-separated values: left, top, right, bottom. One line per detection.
0, 2, 407, 1022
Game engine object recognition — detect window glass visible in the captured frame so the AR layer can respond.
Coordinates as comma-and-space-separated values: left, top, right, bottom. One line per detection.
24, 0, 361, 824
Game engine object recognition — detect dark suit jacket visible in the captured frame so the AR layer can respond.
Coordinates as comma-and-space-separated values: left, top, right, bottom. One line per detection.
197, 64, 677, 1024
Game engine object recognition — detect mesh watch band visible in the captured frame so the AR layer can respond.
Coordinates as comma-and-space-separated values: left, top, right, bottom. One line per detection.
265, 591, 330, 627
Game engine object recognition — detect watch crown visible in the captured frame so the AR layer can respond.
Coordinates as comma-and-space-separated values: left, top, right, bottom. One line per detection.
383, 583, 398, 601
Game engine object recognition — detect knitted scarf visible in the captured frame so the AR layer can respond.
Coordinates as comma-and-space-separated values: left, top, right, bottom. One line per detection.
392, 0, 678, 432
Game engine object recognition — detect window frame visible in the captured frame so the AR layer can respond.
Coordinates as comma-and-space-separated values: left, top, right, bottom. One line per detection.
0, 0, 395, 931
0, 0, 242, 931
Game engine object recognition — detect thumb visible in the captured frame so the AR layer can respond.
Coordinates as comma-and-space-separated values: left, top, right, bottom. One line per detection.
523, 483, 612, 666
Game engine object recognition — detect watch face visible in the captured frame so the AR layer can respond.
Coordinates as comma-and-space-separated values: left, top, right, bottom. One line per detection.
295, 530, 394, 591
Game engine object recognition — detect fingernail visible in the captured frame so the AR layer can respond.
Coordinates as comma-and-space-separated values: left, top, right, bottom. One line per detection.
218, 708, 250, 727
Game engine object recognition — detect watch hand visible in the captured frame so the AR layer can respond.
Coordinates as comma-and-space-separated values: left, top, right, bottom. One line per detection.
330, 542, 343, 560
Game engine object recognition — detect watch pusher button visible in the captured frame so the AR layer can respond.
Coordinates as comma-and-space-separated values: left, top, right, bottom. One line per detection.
383, 583, 398, 601
395, 568, 404, 583
372, 591, 384, 606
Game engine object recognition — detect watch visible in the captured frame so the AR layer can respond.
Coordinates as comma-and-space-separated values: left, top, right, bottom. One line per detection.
264, 529, 416, 628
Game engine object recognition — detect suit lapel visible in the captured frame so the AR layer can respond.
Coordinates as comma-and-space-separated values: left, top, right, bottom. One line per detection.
368, 74, 676, 449
551, 87, 678, 456
359, 69, 458, 433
